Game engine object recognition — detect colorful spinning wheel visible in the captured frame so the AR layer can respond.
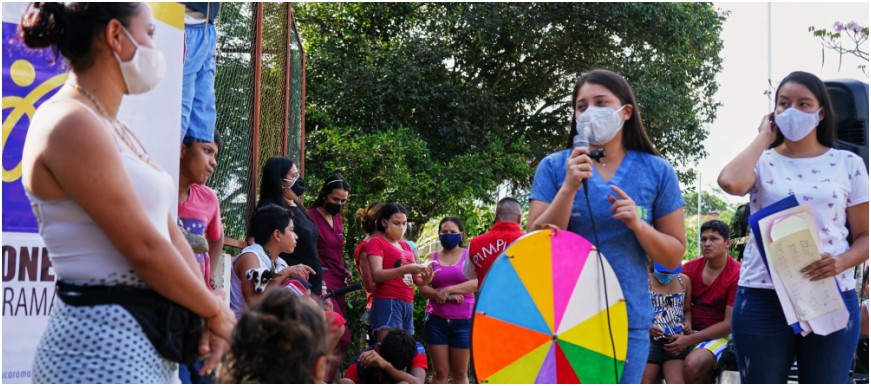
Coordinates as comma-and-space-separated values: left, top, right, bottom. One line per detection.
471, 229, 628, 384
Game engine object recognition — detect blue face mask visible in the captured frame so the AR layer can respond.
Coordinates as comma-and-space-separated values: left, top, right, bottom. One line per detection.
654, 271, 677, 285
439, 233, 462, 250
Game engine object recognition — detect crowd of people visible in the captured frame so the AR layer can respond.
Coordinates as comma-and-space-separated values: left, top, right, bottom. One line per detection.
17, 2, 869, 384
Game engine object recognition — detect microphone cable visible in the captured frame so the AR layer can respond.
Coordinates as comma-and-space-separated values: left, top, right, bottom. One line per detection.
582, 178, 620, 383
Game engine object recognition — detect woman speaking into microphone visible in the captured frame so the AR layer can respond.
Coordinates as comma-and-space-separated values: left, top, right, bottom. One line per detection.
528, 69, 686, 383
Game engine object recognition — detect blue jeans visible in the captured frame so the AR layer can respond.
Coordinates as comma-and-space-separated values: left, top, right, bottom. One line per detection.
621, 327, 651, 384
370, 298, 414, 333
732, 286, 860, 383
181, 23, 217, 142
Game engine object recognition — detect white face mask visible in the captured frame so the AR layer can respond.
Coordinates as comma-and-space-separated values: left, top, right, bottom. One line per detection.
113, 26, 166, 94
576, 105, 627, 146
774, 107, 821, 142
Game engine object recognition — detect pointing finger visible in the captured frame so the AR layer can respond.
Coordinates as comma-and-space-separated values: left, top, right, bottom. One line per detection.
610, 185, 630, 200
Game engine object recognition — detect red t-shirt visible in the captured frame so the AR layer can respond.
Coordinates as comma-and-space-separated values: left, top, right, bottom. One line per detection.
344, 343, 428, 384
354, 240, 374, 308
682, 256, 741, 331
466, 222, 525, 287
365, 236, 415, 302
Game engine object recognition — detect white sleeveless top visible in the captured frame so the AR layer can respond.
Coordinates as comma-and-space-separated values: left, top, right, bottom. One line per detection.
26, 98, 174, 281
230, 243, 288, 319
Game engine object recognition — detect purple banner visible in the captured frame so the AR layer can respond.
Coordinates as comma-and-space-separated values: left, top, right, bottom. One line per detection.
2, 21, 68, 233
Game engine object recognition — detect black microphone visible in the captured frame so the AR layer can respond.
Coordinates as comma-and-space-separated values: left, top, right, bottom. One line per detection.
322, 282, 363, 300
573, 123, 605, 195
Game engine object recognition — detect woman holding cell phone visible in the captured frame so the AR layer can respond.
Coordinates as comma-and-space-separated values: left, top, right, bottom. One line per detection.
719, 71, 868, 383
366, 202, 435, 341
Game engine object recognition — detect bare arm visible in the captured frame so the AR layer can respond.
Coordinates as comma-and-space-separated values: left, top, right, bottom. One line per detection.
207, 233, 224, 287
41, 109, 223, 322
690, 306, 733, 343
442, 279, 479, 296
357, 252, 378, 293
368, 253, 425, 283
231, 252, 304, 306
419, 284, 443, 302
718, 114, 776, 196
861, 302, 869, 337
683, 274, 693, 332
634, 207, 686, 270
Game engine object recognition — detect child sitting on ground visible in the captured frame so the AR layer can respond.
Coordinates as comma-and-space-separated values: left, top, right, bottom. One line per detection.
642, 262, 693, 384
338, 328, 427, 384
219, 289, 328, 383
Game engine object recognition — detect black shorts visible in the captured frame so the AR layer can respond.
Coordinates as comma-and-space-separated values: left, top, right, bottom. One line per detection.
647, 337, 690, 364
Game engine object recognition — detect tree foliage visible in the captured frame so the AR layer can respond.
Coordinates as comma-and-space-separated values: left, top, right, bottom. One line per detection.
683, 188, 732, 216
295, 3, 725, 242
293, 3, 725, 364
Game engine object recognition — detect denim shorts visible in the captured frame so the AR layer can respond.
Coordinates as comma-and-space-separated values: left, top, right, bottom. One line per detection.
370, 298, 414, 333
424, 313, 472, 349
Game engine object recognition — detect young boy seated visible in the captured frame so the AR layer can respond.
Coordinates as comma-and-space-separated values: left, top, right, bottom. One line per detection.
230, 205, 315, 319
219, 289, 328, 383
338, 329, 427, 384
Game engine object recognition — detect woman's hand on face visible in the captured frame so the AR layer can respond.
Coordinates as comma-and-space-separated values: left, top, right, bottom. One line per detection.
608, 185, 642, 231
801, 253, 846, 281
758, 113, 778, 145
564, 147, 594, 191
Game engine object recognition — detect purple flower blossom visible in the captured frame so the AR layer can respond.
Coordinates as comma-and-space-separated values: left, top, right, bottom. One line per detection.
833, 21, 845, 32
846, 21, 862, 32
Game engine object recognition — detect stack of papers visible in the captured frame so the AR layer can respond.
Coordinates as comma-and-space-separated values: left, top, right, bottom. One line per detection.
749, 196, 848, 336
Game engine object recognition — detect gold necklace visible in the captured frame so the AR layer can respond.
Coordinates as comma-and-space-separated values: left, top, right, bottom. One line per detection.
66, 83, 157, 168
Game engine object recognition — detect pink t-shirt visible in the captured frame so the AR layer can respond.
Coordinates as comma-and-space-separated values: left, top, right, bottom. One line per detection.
178, 183, 223, 288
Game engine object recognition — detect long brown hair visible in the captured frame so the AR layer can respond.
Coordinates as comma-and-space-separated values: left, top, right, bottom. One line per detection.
566, 69, 660, 156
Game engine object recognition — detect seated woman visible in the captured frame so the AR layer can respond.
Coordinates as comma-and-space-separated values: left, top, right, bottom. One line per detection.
220, 290, 329, 383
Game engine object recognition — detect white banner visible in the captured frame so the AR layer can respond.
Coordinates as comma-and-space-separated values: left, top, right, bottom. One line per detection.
1, 3, 185, 383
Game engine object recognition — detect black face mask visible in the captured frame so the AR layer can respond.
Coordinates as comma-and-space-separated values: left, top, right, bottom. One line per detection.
290, 177, 306, 197
325, 202, 343, 215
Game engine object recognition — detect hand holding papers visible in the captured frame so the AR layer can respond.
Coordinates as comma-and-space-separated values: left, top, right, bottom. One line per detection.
749, 196, 848, 336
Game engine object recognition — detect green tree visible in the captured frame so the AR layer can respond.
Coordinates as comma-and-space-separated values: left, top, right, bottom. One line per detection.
296, 2, 725, 235
294, 2, 726, 362
683, 188, 731, 216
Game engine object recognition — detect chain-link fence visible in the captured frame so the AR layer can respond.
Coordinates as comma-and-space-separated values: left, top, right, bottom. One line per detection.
209, 3, 305, 245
